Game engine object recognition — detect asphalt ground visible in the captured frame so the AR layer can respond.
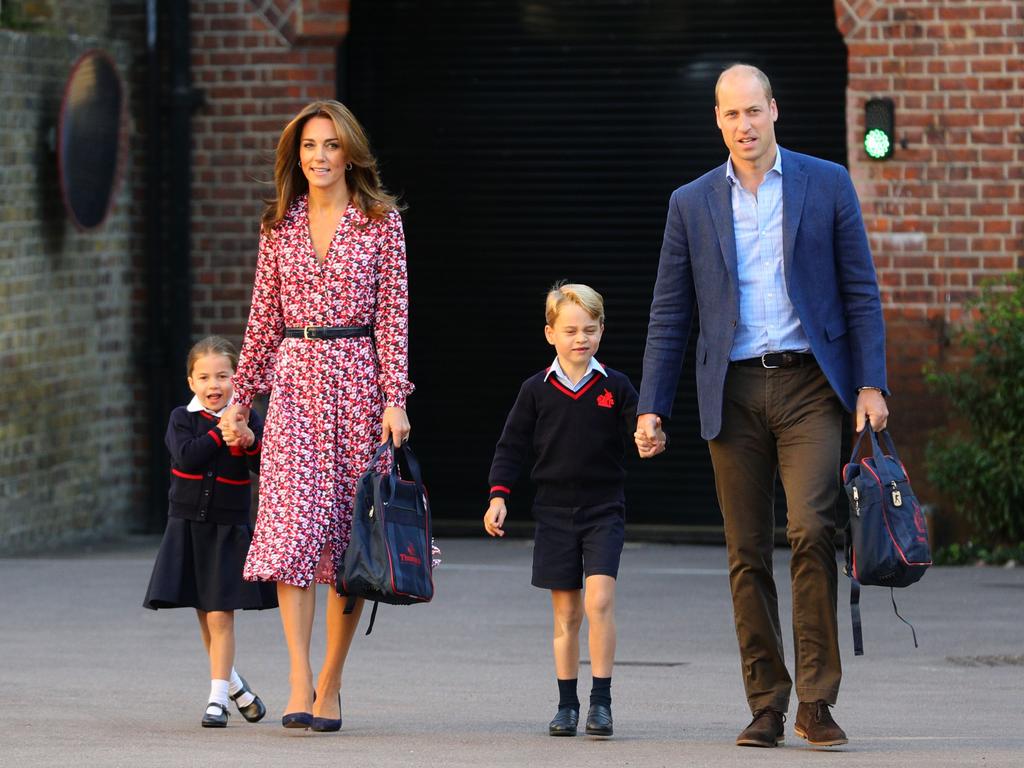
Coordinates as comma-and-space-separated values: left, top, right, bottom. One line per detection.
2, 537, 1022, 767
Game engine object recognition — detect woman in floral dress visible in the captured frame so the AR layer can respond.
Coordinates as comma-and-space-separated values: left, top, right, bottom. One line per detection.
222, 100, 413, 730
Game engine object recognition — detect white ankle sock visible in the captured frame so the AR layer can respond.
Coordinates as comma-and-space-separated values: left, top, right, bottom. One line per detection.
228, 668, 255, 708
207, 679, 230, 715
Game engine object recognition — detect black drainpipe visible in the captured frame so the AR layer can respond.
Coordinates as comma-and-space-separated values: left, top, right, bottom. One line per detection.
144, 0, 168, 532
143, 0, 198, 531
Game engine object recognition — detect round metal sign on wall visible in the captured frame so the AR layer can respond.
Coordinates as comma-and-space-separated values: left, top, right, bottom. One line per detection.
57, 50, 125, 231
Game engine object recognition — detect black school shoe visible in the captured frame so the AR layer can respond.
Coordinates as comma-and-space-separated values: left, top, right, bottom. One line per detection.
585, 704, 613, 737
230, 676, 267, 723
548, 707, 579, 736
201, 702, 230, 728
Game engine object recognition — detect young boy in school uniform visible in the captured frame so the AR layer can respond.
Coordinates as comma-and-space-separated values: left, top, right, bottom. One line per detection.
483, 282, 665, 738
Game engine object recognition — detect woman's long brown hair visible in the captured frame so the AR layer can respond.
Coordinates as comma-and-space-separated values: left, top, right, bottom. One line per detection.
261, 100, 401, 233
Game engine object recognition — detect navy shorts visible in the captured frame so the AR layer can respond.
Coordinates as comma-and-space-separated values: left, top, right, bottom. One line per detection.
531, 501, 626, 590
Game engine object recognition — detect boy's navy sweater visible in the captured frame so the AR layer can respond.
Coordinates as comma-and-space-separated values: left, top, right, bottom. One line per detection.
165, 406, 263, 526
488, 365, 639, 507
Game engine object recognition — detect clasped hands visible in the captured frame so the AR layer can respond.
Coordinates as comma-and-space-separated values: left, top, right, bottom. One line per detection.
634, 414, 668, 458
219, 405, 254, 449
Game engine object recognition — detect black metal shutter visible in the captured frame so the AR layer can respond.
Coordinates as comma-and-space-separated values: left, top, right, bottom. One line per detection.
344, 0, 847, 527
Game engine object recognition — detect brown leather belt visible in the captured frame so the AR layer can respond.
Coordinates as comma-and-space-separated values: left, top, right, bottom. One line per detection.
732, 352, 816, 369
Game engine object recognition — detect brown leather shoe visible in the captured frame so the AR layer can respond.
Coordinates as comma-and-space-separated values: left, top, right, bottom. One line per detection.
736, 708, 785, 747
794, 700, 848, 746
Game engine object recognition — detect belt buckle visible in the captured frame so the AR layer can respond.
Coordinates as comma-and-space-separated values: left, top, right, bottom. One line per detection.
303, 325, 314, 340
760, 353, 781, 369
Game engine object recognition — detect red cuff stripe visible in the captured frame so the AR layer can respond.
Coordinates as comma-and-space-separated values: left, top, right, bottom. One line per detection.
490, 485, 511, 495
207, 429, 223, 446
244, 440, 261, 455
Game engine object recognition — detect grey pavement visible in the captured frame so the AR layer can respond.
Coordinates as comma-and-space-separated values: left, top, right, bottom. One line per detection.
1, 537, 1022, 767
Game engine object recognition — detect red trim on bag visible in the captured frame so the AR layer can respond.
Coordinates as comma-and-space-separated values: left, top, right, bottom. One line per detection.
861, 461, 931, 567
380, 487, 434, 603
171, 468, 203, 480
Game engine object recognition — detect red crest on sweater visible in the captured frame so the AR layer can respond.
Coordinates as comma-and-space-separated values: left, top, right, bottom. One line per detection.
597, 389, 615, 408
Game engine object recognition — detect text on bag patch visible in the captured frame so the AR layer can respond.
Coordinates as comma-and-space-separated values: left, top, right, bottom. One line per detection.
399, 542, 422, 566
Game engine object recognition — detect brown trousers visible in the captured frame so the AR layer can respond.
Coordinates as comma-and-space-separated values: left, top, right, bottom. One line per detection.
708, 362, 844, 714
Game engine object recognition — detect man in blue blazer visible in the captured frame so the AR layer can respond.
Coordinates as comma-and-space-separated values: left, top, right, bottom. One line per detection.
636, 64, 889, 748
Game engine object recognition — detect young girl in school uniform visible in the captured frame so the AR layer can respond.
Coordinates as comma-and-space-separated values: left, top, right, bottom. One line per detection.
143, 336, 278, 727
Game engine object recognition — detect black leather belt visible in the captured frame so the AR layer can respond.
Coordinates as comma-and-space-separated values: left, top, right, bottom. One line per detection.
733, 352, 816, 369
283, 325, 371, 340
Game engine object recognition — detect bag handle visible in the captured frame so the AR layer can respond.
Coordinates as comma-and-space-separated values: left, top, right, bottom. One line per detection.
848, 425, 903, 470
363, 441, 426, 497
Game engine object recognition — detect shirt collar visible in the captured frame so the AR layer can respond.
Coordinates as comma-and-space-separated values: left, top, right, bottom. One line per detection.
726, 147, 783, 186
186, 394, 233, 417
544, 356, 607, 383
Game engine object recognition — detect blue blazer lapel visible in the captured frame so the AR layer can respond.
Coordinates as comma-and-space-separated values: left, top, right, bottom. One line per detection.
706, 169, 738, 287
782, 148, 807, 286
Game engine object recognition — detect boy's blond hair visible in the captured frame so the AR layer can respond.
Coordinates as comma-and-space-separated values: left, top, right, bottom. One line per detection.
545, 281, 605, 326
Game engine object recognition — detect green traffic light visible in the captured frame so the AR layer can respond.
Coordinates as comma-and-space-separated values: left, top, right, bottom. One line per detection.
864, 128, 891, 160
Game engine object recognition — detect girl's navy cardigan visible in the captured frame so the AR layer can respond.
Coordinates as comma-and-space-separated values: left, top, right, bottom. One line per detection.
165, 406, 263, 525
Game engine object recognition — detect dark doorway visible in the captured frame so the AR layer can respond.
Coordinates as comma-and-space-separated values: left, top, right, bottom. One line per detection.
344, 1, 848, 528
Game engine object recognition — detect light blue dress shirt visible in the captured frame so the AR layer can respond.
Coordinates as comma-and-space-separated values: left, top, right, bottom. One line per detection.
727, 150, 811, 361
544, 357, 607, 392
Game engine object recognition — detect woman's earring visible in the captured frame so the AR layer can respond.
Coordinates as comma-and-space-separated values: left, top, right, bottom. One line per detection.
345, 162, 353, 171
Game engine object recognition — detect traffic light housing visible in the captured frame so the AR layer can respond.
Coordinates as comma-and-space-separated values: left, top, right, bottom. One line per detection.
864, 98, 895, 160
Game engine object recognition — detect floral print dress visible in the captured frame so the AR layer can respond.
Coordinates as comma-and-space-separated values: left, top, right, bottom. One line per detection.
234, 195, 414, 587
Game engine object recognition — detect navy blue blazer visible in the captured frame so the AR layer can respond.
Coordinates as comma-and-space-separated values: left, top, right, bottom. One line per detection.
639, 147, 887, 440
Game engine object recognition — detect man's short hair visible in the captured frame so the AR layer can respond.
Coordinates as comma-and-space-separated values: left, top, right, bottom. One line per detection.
715, 64, 773, 106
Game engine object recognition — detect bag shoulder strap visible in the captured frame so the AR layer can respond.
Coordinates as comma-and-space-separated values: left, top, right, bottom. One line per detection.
343, 595, 381, 636
850, 578, 864, 656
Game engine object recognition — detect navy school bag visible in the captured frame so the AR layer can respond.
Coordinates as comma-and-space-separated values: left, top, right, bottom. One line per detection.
842, 426, 931, 655
336, 441, 434, 634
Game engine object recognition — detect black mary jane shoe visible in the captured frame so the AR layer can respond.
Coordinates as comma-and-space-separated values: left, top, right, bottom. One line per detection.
230, 675, 267, 723
585, 703, 613, 737
201, 702, 230, 728
310, 694, 342, 733
548, 706, 579, 736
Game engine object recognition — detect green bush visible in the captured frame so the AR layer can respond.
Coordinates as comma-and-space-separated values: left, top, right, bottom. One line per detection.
924, 271, 1024, 545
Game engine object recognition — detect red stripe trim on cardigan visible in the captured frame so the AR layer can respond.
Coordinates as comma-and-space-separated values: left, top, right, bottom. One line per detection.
547, 372, 603, 400
171, 468, 250, 486
216, 476, 252, 486
207, 429, 223, 446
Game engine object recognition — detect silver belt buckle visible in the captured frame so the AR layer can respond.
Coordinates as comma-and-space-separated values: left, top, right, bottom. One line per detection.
760, 353, 781, 369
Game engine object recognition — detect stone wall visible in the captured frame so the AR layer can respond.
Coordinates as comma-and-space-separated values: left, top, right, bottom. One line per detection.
0, 29, 142, 553
836, 0, 1023, 505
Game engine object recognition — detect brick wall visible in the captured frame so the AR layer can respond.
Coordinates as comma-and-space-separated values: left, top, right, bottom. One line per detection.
835, 0, 1023, 508
189, 0, 348, 340
0, 28, 142, 553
